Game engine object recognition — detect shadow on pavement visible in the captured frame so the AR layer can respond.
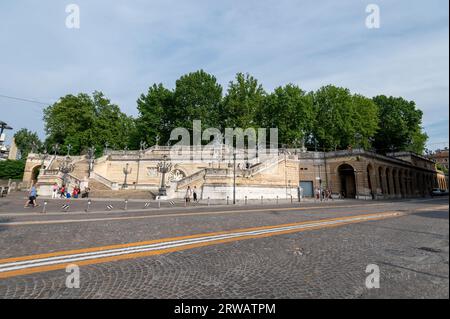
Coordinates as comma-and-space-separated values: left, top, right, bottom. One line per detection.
412, 210, 449, 220
0, 217, 12, 232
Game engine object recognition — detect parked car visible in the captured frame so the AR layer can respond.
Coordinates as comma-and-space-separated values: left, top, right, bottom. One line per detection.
431, 188, 449, 196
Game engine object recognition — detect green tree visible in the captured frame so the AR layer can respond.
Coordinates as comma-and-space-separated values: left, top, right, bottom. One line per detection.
173, 70, 223, 134
351, 94, 379, 149
372, 95, 428, 154
43, 92, 134, 155
223, 73, 266, 129
260, 84, 314, 147
312, 85, 379, 150
0, 160, 25, 179
13, 129, 42, 159
135, 83, 174, 147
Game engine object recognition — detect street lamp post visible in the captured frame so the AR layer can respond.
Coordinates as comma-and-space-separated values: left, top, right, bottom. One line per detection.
122, 163, 132, 189
104, 142, 109, 156
136, 141, 147, 189
157, 155, 172, 197
87, 146, 95, 178
66, 144, 72, 157
233, 150, 236, 205
52, 144, 60, 157
59, 156, 75, 186
40, 148, 48, 168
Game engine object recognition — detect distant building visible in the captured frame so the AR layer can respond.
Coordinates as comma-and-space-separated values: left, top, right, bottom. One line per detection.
7, 138, 19, 160
428, 148, 449, 171
25, 145, 448, 198
0, 121, 13, 161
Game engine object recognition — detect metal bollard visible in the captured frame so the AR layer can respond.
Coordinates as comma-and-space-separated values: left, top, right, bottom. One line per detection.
276, 196, 279, 205
208, 197, 210, 206
124, 199, 128, 211
245, 196, 247, 205
158, 199, 161, 209
42, 201, 48, 214
290, 195, 293, 204
227, 196, 229, 205
261, 196, 263, 205
86, 199, 92, 213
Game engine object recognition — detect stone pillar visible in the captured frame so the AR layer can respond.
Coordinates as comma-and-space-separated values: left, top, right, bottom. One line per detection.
394, 170, 401, 198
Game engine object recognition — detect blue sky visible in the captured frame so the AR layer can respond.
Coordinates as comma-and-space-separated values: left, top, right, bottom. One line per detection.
0, 0, 448, 150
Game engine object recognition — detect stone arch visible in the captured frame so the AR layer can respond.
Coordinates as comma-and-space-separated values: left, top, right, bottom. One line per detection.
338, 164, 356, 199
31, 165, 42, 185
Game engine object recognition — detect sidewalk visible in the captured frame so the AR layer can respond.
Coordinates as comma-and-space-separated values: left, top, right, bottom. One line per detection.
0, 191, 349, 215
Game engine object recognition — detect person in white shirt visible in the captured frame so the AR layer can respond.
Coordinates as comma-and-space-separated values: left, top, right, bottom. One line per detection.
52, 183, 58, 199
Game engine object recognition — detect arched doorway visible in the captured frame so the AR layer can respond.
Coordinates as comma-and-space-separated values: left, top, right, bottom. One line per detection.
31, 165, 42, 184
338, 164, 356, 199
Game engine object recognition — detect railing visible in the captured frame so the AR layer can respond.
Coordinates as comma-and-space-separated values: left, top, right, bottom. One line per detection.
90, 172, 117, 189
43, 169, 60, 176
176, 170, 207, 189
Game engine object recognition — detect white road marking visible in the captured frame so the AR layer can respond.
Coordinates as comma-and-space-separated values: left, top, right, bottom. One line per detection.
0, 212, 400, 274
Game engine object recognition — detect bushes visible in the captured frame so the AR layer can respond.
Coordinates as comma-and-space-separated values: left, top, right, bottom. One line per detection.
0, 160, 26, 179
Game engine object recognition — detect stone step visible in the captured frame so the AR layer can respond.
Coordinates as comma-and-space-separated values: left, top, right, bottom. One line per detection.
88, 189, 155, 200
88, 178, 111, 191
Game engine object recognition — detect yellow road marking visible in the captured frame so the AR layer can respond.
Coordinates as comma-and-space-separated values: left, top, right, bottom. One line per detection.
0, 211, 403, 279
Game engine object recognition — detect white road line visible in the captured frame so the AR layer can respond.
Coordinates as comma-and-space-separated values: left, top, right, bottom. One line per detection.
0, 212, 399, 273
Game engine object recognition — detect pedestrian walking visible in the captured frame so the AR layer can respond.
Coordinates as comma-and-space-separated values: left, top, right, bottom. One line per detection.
185, 186, 192, 206
24, 183, 39, 208
59, 185, 66, 199
193, 186, 198, 203
51, 183, 58, 199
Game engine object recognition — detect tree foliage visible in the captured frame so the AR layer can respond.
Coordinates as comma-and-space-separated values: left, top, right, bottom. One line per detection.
0, 160, 25, 179
173, 70, 222, 132
312, 85, 379, 150
13, 129, 42, 159
223, 73, 266, 129
37, 71, 429, 156
372, 95, 428, 154
43, 91, 135, 155
260, 84, 314, 147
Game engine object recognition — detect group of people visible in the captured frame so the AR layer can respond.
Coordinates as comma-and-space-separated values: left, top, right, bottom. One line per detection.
184, 186, 199, 205
315, 187, 333, 201
51, 183, 90, 199
25, 183, 92, 208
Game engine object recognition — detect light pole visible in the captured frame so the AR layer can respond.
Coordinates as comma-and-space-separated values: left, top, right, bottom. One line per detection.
157, 155, 172, 197
87, 146, 95, 177
59, 156, 75, 186
40, 148, 48, 170
52, 144, 60, 157
66, 144, 72, 157
104, 142, 109, 156
233, 150, 236, 205
136, 141, 147, 189
122, 163, 132, 189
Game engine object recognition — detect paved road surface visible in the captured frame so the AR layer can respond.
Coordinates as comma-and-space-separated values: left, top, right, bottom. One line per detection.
0, 197, 448, 299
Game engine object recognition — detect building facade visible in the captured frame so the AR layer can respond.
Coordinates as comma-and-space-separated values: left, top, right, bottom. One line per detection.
24, 145, 448, 200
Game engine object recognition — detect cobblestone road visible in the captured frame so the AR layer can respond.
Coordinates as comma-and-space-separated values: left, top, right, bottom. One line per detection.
0, 197, 448, 299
